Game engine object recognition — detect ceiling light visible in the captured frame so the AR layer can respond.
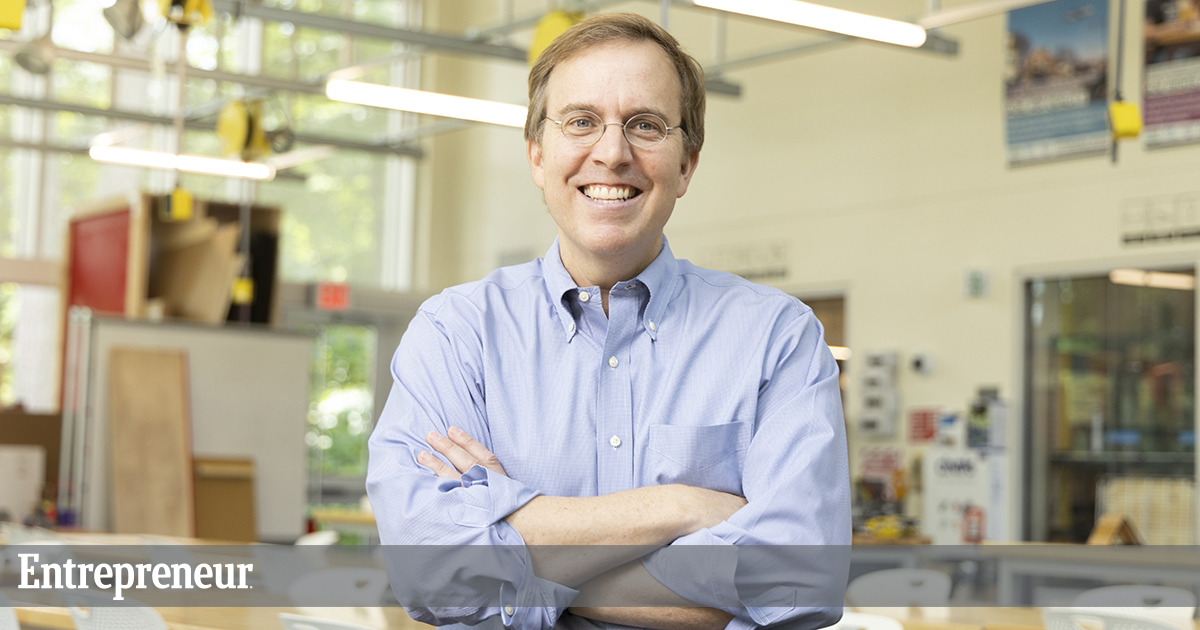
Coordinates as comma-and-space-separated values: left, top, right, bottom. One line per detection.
693, 0, 927, 48
1109, 268, 1196, 291
15, 34, 56, 75
918, 0, 1057, 29
830, 346, 852, 361
103, 0, 144, 39
325, 79, 527, 128
89, 146, 276, 180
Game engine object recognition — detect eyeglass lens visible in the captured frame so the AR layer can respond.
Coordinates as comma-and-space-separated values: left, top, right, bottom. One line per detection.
559, 111, 670, 148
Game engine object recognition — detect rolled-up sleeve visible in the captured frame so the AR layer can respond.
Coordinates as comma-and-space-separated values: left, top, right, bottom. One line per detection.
367, 303, 577, 628
642, 307, 851, 629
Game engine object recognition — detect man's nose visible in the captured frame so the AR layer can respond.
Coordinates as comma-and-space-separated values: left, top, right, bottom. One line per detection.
590, 122, 633, 166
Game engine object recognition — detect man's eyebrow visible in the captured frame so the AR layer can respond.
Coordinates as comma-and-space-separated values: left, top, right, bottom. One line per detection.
553, 103, 677, 123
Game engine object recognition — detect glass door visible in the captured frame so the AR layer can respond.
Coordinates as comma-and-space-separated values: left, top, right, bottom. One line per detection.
1025, 268, 1195, 542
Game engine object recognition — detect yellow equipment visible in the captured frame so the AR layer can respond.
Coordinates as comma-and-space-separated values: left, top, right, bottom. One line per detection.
159, 0, 212, 27
159, 187, 194, 222
217, 100, 271, 162
1109, 101, 1142, 139
231, 277, 254, 305
528, 10, 583, 64
0, 0, 26, 30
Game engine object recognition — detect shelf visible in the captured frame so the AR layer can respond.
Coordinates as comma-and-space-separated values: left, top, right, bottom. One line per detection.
1049, 451, 1194, 464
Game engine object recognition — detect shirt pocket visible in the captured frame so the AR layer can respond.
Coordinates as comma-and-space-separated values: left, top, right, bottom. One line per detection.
645, 421, 751, 495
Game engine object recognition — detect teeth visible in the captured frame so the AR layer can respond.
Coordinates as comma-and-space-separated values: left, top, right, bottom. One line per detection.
583, 184, 637, 201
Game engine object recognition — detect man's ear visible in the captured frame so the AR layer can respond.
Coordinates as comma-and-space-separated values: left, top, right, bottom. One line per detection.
528, 138, 546, 191
675, 151, 700, 198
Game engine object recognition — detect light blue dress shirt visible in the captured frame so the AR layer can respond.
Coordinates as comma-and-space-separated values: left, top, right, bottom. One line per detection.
367, 237, 851, 630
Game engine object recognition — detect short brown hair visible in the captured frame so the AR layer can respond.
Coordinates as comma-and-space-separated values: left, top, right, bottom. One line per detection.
524, 12, 706, 157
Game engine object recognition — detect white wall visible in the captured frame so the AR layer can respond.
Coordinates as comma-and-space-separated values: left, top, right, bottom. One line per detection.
416, 0, 1200, 540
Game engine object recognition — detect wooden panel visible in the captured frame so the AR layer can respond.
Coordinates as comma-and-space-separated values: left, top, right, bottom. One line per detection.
108, 347, 195, 536
0, 410, 61, 502
194, 458, 256, 542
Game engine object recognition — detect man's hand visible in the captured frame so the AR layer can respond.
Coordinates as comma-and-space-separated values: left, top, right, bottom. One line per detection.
418, 426, 507, 479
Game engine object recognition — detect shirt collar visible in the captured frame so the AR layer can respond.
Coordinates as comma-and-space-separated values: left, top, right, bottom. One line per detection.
542, 236, 678, 342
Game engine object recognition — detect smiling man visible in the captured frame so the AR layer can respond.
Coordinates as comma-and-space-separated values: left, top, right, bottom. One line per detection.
367, 12, 850, 630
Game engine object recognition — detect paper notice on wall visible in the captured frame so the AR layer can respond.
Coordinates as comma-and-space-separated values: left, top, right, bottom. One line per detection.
1005, 0, 1110, 165
908, 407, 939, 443
1143, 0, 1200, 147
0, 444, 46, 521
923, 447, 989, 544
859, 447, 903, 481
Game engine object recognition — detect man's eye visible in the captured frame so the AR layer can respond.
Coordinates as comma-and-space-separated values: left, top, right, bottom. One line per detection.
632, 118, 664, 133
568, 118, 595, 129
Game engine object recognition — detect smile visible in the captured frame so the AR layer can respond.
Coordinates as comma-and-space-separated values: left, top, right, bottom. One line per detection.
580, 184, 642, 202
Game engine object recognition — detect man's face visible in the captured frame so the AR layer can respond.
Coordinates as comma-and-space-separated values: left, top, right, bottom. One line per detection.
528, 40, 700, 273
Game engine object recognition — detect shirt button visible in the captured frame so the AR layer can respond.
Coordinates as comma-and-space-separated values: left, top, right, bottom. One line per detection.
578, 291, 590, 302
610, 435, 621, 448
504, 606, 514, 616
608, 356, 618, 368
649, 321, 657, 331
567, 321, 575, 333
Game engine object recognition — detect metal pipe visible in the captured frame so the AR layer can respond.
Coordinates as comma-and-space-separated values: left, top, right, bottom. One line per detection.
0, 39, 326, 95
0, 93, 424, 158
466, 0, 622, 41
209, 0, 527, 61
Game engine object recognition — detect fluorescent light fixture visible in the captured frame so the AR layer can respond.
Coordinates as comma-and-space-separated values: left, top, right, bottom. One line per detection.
89, 146, 276, 180
830, 346, 852, 361
694, 0, 927, 48
918, 0, 1057, 29
1110, 268, 1196, 291
326, 79, 527, 128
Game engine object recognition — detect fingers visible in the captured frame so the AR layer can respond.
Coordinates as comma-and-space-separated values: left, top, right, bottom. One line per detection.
445, 426, 508, 476
421, 427, 508, 477
416, 450, 461, 480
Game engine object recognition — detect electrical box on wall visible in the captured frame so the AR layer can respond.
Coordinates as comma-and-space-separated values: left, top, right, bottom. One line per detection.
860, 351, 899, 437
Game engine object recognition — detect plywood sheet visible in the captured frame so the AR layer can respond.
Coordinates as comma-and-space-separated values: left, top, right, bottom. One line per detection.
151, 223, 243, 324
108, 347, 195, 536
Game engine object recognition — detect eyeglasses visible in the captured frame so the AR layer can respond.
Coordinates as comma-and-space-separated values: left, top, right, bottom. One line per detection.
546, 110, 680, 149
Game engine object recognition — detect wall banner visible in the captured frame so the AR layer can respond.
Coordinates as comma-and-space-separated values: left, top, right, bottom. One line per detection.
1005, 0, 1110, 165
1144, 0, 1200, 147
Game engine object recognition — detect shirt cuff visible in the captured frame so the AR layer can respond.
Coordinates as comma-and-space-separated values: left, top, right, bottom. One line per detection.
498, 552, 580, 630
641, 528, 799, 627
448, 465, 541, 528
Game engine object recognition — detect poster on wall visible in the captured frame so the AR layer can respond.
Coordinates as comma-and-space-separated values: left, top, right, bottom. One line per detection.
1005, 0, 1110, 165
1143, 0, 1200, 146
922, 447, 989, 544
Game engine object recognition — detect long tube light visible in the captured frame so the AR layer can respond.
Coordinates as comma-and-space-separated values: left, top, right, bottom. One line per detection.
88, 146, 276, 180
1110, 268, 1196, 291
326, 79, 527, 128
694, 0, 927, 48
918, 0, 1057, 29
830, 346, 852, 361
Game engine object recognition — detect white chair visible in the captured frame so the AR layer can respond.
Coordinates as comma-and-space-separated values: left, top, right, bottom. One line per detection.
65, 591, 169, 630
278, 612, 378, 630
0, 590, 21, 630
820, 610, 905, 630
1072, 585, 1196, 618
1043, 608, 1185, 630
285, 567, 389, 607
845, 569, 951, 607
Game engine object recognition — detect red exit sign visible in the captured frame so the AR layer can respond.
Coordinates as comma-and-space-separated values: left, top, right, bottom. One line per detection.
316, 282, 350, 311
